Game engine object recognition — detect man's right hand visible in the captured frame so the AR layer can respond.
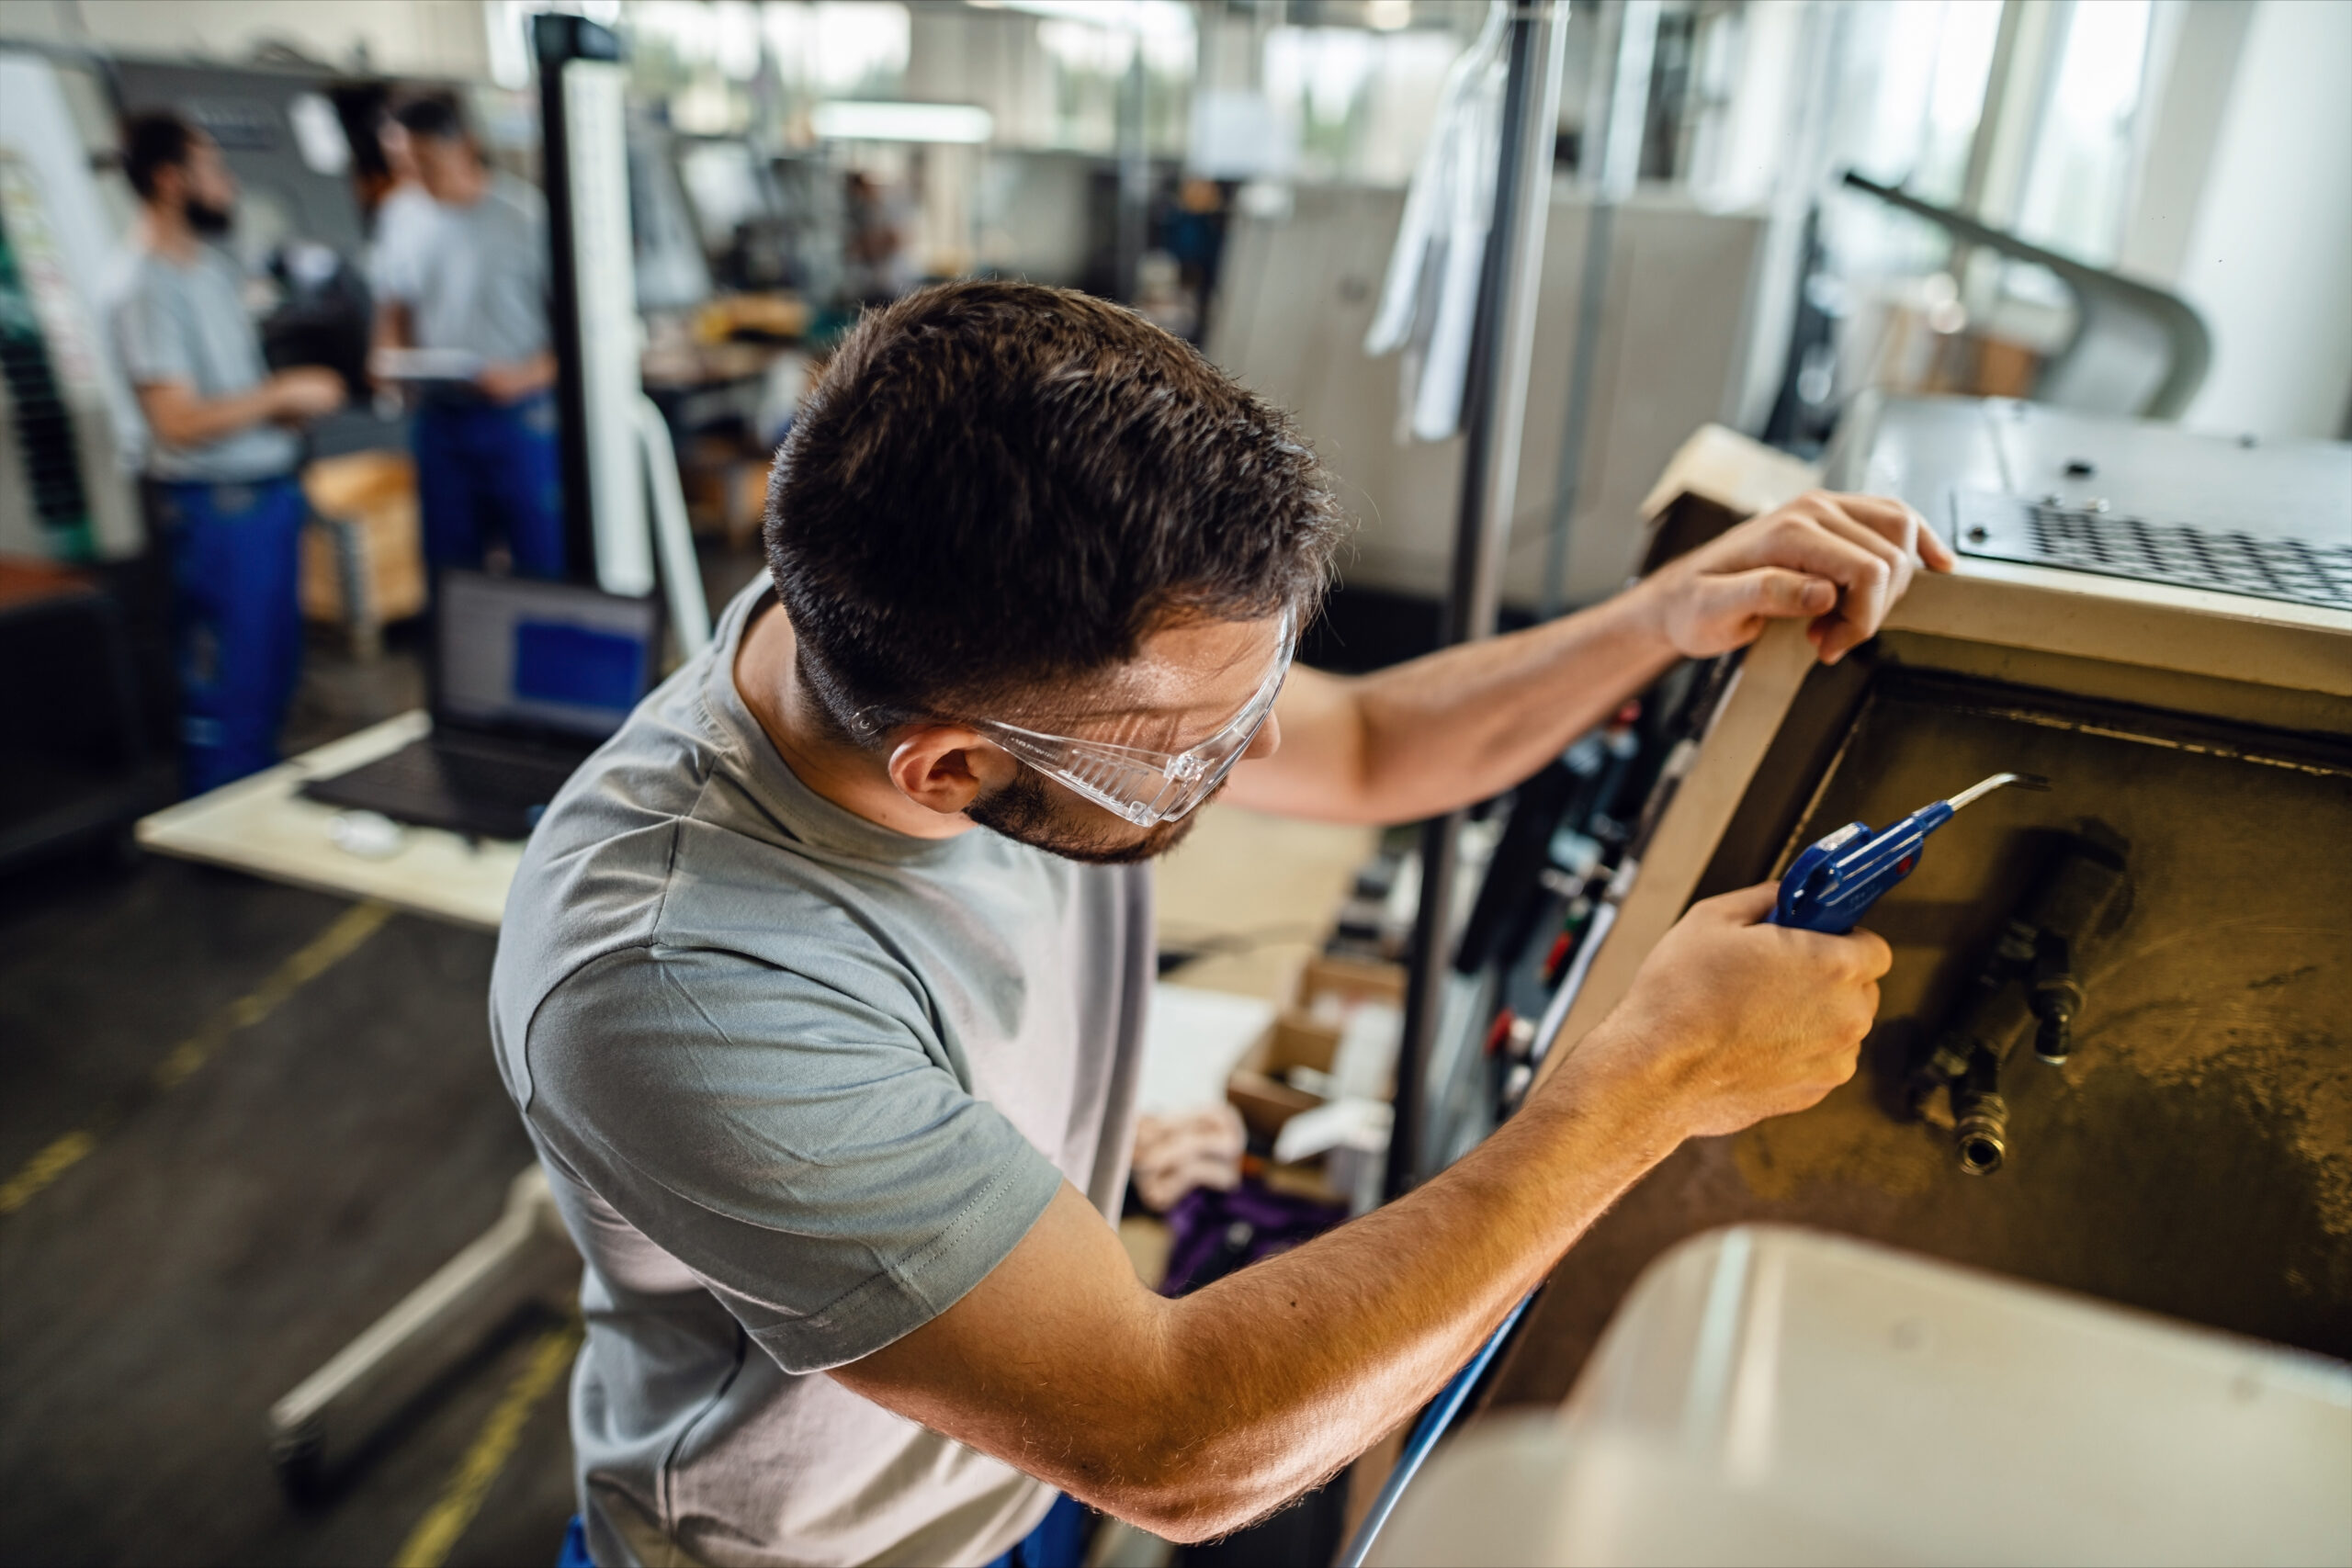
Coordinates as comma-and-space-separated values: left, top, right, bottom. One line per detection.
267, 366, 346, 422
1562, 882, 1889, 1141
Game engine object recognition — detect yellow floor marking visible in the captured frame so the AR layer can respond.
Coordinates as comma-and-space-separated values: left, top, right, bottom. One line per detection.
393, 1318, 583, 1568
153, 900, 393, 1089
0, 900, 393, 1217
0, 1131, 99, 1216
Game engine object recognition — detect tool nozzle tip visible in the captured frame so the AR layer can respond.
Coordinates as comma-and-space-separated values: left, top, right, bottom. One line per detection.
2012, 773, 2052, 792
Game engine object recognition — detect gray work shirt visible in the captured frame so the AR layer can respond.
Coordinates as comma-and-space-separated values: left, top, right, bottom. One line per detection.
366, 181, 440, 305
380, 173, 549, 367
104, 243, 299, 483
490, 581, 1152, 1567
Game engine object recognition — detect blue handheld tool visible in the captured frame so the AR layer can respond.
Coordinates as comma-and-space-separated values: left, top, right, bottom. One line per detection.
1770, 772, 2050, 934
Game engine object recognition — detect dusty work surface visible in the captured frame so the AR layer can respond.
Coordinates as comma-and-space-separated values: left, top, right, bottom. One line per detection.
1488, 670, 2352, 1408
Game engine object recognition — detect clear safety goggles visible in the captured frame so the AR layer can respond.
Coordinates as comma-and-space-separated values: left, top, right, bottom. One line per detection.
969, 606, 1298, 828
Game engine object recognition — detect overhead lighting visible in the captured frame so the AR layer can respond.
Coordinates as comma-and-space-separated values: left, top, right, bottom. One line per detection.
1364, 0, 1412, 30
812, 100, 995, 143
971, 0, 1193, 40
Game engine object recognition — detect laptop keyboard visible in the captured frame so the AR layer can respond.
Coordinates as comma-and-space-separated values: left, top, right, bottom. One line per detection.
303, 735, 589, 839
360, 739, 582, 807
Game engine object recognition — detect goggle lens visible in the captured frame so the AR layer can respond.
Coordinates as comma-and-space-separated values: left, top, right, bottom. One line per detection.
976, 607, 1297, 828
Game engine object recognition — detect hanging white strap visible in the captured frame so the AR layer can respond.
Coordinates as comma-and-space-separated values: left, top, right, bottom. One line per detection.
1363, 0, 1510, 358
631, 392, 712, 658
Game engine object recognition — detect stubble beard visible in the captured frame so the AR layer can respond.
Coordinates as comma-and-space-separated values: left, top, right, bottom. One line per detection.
965, 768, 1215, 864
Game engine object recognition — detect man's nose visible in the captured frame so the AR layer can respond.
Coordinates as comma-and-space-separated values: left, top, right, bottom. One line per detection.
1242, 712, 1281, 761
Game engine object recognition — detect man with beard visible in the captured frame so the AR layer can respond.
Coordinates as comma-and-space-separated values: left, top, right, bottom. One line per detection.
492, 281, 1951, 1567
107, 112, 345, 792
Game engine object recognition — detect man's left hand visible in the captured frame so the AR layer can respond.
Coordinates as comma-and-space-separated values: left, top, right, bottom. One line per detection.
1640, 491, 1956, 664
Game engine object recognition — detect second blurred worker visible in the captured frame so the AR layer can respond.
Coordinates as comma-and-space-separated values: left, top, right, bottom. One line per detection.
374, 96, 563, 579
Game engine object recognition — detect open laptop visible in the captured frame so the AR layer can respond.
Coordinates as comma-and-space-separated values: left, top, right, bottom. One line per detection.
303, 571, 662, 840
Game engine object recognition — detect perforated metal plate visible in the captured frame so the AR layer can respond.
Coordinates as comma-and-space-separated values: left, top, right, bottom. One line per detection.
1952, 490, 2352, 610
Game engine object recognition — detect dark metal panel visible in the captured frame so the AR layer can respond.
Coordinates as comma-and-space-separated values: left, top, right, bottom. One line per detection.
1487, 669, 2352, 1408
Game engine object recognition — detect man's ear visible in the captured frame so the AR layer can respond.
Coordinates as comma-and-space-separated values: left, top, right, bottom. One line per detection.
886, 724, 1021, 818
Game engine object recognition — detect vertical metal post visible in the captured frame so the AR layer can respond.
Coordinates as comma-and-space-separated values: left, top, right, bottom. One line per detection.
533, 12, 620, 585
1115, 43, 1149, 301
1542, 0, 1657, 619
1387, 1, 1568, 1201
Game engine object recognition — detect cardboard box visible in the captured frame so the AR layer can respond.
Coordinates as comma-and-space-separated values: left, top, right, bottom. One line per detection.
1227, 1015, 1342, 1141
1226, 954, 1409, 1142
300, 451, 424, 648
1294, 953, 1406, 1014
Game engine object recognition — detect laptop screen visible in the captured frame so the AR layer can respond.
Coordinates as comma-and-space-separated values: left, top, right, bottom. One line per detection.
437, 572, 661, 740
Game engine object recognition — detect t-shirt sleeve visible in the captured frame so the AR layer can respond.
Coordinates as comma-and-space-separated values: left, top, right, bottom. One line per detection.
367, 231, 417, 304
111, 273, 196, 388
521, 943, 1067, 1374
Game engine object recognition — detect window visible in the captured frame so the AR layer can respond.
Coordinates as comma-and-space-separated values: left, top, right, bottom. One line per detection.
2012, 0, 2154, 265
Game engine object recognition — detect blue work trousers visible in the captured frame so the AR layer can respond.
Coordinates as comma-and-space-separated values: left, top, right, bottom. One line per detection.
413, 392, 565, 578
156, 475, 306, 795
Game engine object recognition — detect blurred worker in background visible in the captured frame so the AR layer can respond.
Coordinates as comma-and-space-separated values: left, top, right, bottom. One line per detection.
842, 169, 914, 304
106, 111, 345, 795
373, 96, 562, 579
363, 110, 438, 386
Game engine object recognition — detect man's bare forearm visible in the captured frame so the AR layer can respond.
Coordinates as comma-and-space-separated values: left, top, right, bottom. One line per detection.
373, 300, 413, 354
1235, 491, 1950, 826
839, 1034, 1679, 1540
835, 887, 1883, 1540
1140, 1055, 1675, 1531
136, 381, 285, 448
1352, 586, 1676, 812
1235, 585, 1678, 824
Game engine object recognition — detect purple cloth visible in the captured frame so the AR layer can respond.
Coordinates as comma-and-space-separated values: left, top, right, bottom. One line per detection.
1160, 1180, 1349, 1298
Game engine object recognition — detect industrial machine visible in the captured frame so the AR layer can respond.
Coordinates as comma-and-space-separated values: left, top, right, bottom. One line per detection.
1505, 394, 2347, 1375
1210, 185, 1772, 611
0, 49, 145, 563
1356, 394, 2351, 1561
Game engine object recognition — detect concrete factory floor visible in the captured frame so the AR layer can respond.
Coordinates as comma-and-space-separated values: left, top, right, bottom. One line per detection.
0, 694, 573, 1568
0, 552, 785, 1567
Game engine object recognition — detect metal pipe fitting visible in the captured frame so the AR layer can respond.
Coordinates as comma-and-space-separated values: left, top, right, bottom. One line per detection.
1953, 1099, 2008, 1175
2031, 973, 2086, 1064
1951, 1049, 2008, 1175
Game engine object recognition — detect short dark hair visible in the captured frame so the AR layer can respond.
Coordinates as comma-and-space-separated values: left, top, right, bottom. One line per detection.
763, 280, 1344, 741
391, 95, 468, 143
122, 111, 196, 201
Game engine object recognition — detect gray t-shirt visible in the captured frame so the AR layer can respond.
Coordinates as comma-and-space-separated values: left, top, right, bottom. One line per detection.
366, 181, 440, 304
104, 243, 299, 483
490, 581, 1152, 1567
379, 173, 549, 367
